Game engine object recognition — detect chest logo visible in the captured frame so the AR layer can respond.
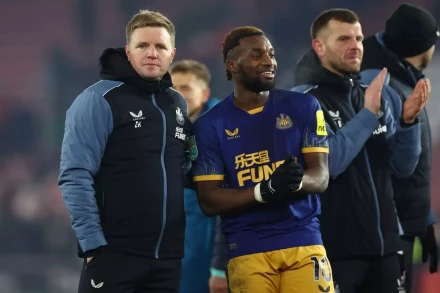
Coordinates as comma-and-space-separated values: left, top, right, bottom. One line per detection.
373, 124, 387, 135
130, 110, 145, 128
276, 113, 293, 130
176, 107, 185, 125
175, 126, 186, 141
225, 128, 240, 139
329, 110, 343, 128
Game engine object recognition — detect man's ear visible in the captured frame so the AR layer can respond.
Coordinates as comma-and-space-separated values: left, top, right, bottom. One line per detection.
202, 88, 211, 104
227, 60, 237, 76
170, 47, 176, 64
125, 45, 131, 61
312, 39, 325, 58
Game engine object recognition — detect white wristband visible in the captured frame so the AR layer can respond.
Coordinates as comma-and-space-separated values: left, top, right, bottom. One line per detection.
254, 183, 266, 203
292, 181, 303, 192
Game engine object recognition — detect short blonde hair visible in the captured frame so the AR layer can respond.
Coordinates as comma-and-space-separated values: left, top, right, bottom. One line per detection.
169, 59, 211, 87
126, 10, 176, 46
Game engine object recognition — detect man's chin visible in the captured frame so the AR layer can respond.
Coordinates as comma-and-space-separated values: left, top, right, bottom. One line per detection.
242, 76, 276, 93
140, 70, 163, 81
261, 80, 276, 91
346, 63, 361, 73
339, 65, 360, 75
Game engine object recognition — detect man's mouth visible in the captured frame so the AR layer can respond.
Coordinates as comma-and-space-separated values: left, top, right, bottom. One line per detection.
260, 70, 275, 78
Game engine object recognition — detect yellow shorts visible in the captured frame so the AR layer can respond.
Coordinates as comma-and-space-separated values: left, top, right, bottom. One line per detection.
227, 245, 334, 293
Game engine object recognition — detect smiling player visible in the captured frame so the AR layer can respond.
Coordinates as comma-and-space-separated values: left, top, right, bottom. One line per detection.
190, 26, 335, 293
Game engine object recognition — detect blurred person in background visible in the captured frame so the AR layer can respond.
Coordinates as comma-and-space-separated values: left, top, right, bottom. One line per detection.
169, 59, 220, 293
59, 10, 192, 293
293, 8, 428, 293
361, 4, 439, 292
208, 218, 228, 293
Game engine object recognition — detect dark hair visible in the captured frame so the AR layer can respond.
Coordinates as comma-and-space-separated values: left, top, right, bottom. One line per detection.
310, 9, 360, 39
222, 26, 264, 80
169, 59, 211, 87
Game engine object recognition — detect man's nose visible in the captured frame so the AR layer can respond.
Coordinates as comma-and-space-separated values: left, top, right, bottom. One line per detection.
350, 38, 361, 50
261, 53, 275, 66
146, 46, 158, 59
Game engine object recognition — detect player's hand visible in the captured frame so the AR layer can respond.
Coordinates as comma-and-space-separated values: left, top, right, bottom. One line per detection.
421, 225, 438, 273
85, 245, 108, 264
403, 79, 430, 124
364, 68, 387, 115
256, 154, 304, 203
209, 276, 229, 293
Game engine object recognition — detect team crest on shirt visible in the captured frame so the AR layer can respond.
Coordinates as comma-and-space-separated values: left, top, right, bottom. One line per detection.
276, 113, 293, 129
176, 107, 185, 125
188, 135, 198, 161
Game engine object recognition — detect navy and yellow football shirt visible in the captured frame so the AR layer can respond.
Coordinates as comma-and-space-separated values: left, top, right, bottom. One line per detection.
191, 89, 329, 260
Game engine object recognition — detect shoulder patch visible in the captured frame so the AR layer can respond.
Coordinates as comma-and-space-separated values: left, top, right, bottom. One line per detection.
316, 110, 327, 136
188, 135, 198, 161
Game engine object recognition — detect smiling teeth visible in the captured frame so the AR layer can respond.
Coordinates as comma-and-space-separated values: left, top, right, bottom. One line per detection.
262, 71, 274, 76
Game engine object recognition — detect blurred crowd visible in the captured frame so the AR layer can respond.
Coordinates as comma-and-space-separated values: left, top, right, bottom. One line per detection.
0, 0, 439, 292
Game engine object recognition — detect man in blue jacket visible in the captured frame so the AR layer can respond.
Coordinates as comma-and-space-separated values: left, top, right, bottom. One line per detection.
292, 8, 429, 293
360, 5, 438, 292
170, 59, 220, 293
59, 10, 192, 293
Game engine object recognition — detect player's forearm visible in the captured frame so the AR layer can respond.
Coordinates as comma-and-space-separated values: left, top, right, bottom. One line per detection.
197, 188, 258, 216
328, 109, 378, 178
300, 165, 329, 194
388, 121, 421, 178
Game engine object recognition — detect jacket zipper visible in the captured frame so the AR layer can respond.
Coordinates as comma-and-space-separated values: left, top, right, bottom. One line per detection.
151, 94, 168, 259
348, 78, 384, 256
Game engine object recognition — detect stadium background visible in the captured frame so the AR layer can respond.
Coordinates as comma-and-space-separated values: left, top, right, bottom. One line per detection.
0, 0, 439, 292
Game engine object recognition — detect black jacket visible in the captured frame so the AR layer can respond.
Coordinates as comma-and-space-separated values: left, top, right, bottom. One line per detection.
361, 33, 432, 236
59, 48, 191, 259
292, 51, 421, 259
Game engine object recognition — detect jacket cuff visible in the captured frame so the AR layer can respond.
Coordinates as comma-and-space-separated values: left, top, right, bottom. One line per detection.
428, 209, 437, 225
78, 231, 107, 255
400, 116, 419, 128
358, 108, 380, 129
210, 267, 226, 278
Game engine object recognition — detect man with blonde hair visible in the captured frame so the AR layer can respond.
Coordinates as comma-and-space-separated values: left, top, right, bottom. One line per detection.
169, 59, 221, 293
59, 10, 191, 293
